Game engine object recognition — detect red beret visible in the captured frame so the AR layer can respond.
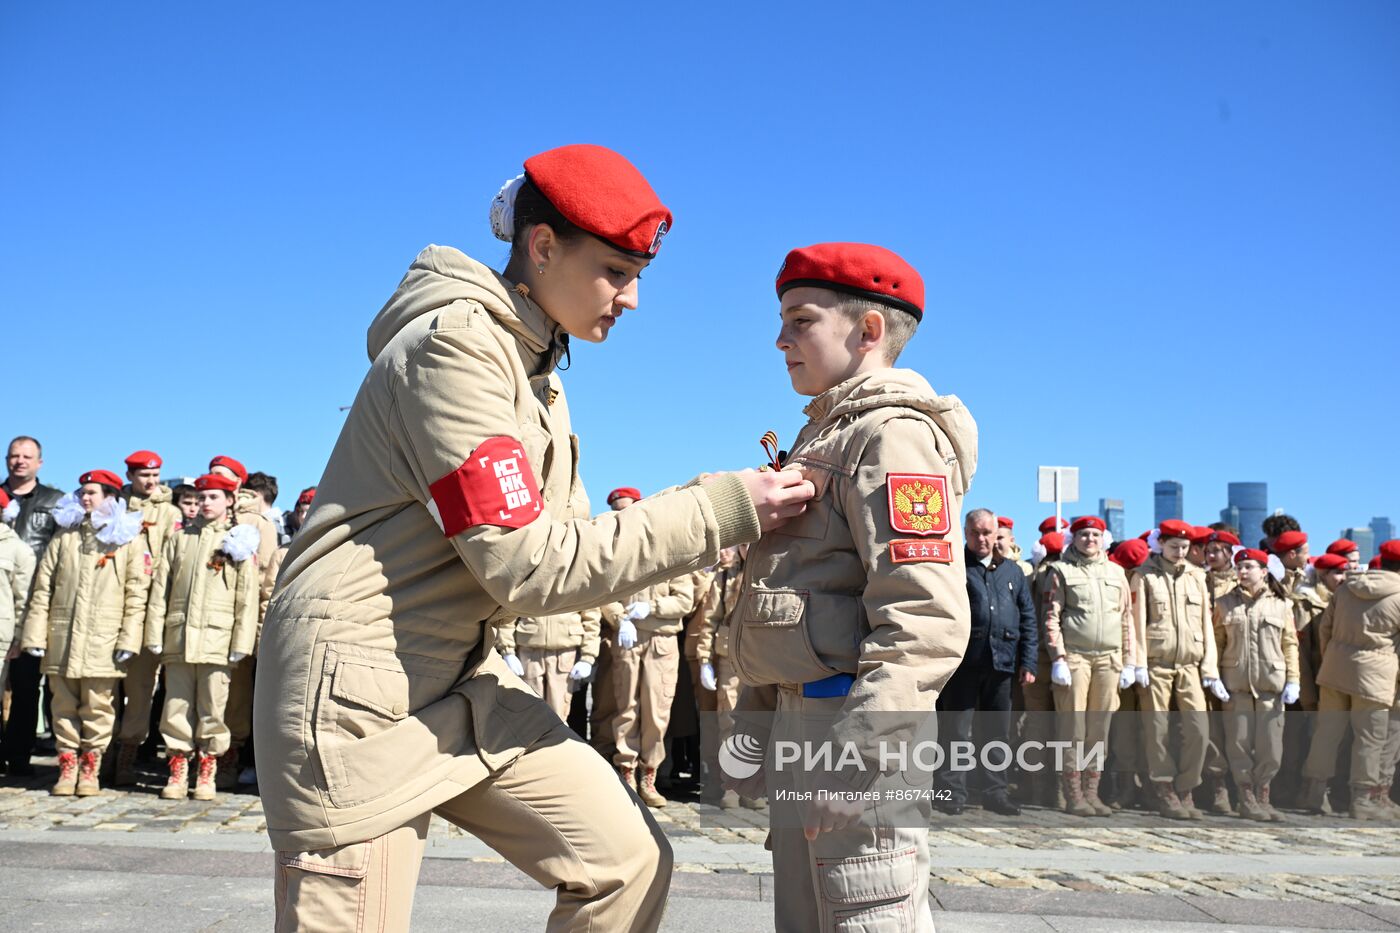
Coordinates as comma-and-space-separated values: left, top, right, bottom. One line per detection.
1380, 540, 1400, 563
297, 487, 317, 507
1235, 548, 1271, 566
209, 455, 247, 485
124, 450, 162, 470
776, 242, 924, 322
195, 473, 239, 493
79, 469, 124, 490
1273, 530, 1308, 553
1110, 539, 1150, 570
1326, 538, 1358, 557
0, 488, 10, 510
1039, 532, 1065, 556
1313, 553, 1349, 571
1040, 516, 1070, 534
606, 487, 642, 505
524, 145, 672, 259
1158, 519, 1193, 541
1370, 555, 1384, 569
997, 516, 1014, 529
1208, 530, 1241, 547
1138, 531, 1153, 541
1188, 526, 1214, 545
1070, 516, 1106, 533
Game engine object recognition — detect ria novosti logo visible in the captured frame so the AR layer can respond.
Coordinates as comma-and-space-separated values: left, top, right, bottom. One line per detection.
718, 733, 765, 779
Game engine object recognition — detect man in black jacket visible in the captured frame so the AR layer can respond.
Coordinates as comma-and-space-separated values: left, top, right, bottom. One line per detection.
1, 436, 64, 775
935, 508, 1038, 815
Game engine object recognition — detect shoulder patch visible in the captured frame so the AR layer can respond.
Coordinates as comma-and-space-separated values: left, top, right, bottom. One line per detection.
890, 539, 954, 564
887, 473, 951, 537
428, 436, 543, 537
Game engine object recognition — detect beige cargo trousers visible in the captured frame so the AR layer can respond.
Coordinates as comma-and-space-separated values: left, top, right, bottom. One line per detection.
273, 721, 672, 932
611, 630, 681, 771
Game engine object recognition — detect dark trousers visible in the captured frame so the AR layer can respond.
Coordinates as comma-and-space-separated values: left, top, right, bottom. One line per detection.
936, 651, 1014, 805
2, 652, 42, 768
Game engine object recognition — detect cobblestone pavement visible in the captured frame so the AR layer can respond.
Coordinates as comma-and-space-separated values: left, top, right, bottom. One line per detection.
5, 755, 1400, 913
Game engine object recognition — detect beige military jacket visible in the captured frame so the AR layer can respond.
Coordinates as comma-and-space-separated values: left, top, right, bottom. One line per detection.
1042, 545, 1134, 665
495, 608, 602, 663
144, 517, 259, 665
254, 245, 759, 851
731, 368, 978, 789
696, 557, 745, 663
1132, 554, 1218, 679
0, 525, 37, 651
1029, 557, 1059, 662
1213, 585, 1300, 697
125, 484, 182, 573
1206, 568, 1236, 606
601, 573, 700, 637
20, 520, 147, 678
1315, 570, 1400, 707
234, 491, 280, 621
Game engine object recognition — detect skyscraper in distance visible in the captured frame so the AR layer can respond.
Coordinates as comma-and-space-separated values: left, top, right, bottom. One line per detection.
1099, 498, 1125, 542
1372, 517, 1396, 550
1154, 481, 1183, 525
1343, 527, 1377, 563
1224, 482, 1268, 549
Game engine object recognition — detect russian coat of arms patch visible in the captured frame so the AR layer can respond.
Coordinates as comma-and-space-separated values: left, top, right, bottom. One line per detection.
886, 473, 950, 537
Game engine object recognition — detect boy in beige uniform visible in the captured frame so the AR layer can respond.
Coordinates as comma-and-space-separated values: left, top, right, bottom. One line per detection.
0, 490, 38, 712
252, 146, 814, 932
602, 570, 699, 806
695, 545, 750, 806
726, 243, 976, 933
496, 607, 601, 720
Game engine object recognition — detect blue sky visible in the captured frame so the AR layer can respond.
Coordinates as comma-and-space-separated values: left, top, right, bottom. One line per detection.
2, 2, 1397, 544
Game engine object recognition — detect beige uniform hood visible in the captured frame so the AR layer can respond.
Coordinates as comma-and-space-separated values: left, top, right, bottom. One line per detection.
1316, 570, 1400, 706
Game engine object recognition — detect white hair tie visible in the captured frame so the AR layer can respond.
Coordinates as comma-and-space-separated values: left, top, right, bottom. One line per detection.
489, 174, 526, 242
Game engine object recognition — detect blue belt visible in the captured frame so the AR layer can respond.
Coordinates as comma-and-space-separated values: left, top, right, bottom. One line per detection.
803, 672, 855, 698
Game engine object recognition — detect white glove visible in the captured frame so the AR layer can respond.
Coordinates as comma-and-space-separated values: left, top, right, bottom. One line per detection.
113, 650, 134, 664
24, 647, 44, 658
700, 662, 717, 692
1118, 667, 1135, 690
1135, 667, 1149, 688
1050, 659, 1072, 687
504, 653, 525, 677
1204, 677, 1230, 703
624, 601, 651, 621
1282, 682, 1300, 705
569, 660, 593, 681
146, 644, 163, 656
616, 618, 637, 649
229, 652, 247, 664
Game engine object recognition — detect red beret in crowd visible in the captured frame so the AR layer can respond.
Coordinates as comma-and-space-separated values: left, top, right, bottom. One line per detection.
297, 487, 317, 507
195, 473, 240, 493
1039, 532, 1065, 556
1070, 516, 1106, 533
1110, 538, 1150, 569
1188, 526, 1214, 544
1040, 517, 1070, 534
525, 144, 672, 258
776, 242, 925, 321
1379, 540, 1400, 563
1313, 554, 1349, 571
80, 469, 123, 490
1326, 538, 1359, 556
1235, 548, 1271, 566
1371, 556, 1384, 569
606, 487, 642, 505
997, 516, 1014, 529
1158, 519, 1193, 540
1208, 530, 1241, 547
1273, 530, 1308, 553
209, 455, 248, 484
0, 489, 11, 509
124, 450, 162, 470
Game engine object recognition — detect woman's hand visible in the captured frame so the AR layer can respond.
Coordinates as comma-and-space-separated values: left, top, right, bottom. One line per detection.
717, 468, 816, 532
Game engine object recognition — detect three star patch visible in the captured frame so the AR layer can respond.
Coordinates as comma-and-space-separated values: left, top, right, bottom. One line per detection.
890, 539, 954, 564
887, 473, 951, 537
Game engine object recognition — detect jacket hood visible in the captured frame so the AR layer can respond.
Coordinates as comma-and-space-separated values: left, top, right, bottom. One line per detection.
1062, 544, 1108, 568
805, 369, 979, 494
1347, 570, 1400, 601
367, 245, 565, 368
125, 483, 172, 506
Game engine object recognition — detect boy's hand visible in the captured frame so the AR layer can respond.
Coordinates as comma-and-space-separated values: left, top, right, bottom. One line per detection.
802, 771, 865, 841
719, 468, 815, 532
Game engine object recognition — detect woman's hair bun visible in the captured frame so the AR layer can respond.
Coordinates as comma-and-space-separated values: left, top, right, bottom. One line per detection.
489, 174, 526, 242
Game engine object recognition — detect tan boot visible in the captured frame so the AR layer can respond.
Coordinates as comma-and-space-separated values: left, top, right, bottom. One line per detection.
1061, 770, 1095, 817
1349, 784, 1386, 821
160, 753, 190, 800
1152, 780, 1192, 820
1257, 782, 1286, 822
192, 753, 218, 801
51, 751, 79, 796
1369, 786, 1399, 822
1299, 776, 1330, 814
638, 767, 666, 808
617, 765, 636, 792
1206, 776, 1235, 815
76, 750, 102, 797
216, 746, 240, 791
739, 795, 766, 810
719, 789, 740, 809
1380, 784, 1400, 818
112, 742, 140, 787
1236, 783, 1270, 821
1081, 770, 1113, 817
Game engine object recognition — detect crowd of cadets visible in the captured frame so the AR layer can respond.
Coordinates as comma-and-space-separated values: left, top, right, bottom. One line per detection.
0, 438, 315, 800
4, 434, 1398, 827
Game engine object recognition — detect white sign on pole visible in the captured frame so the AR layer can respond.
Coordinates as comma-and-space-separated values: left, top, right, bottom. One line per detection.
1037, 467, 1080, 504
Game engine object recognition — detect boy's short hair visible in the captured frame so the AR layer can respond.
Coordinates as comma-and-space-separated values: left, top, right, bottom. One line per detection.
245, 471, 279, 506
173, 483, 197, 500
1262, 514, 1301, 538
832, 296, 919, 363
1208, 521, 1239, 536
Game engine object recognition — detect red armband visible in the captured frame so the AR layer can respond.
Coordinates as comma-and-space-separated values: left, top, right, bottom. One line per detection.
428, 436, 543, 537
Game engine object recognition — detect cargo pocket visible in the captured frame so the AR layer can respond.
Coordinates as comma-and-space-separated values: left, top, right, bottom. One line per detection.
818, 845, 918, 931
276, 843, 371, 930
652, 632, 680, 701
732, 589, 834, 686
770, 462, 834, 540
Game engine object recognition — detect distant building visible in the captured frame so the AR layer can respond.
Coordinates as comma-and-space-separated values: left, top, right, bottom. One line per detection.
1223, 483, 1268, 549
1099, 498, 1125, 542
1343, 527, 1377, 563
1154, 481, 1183, 525
1372, 517, 1396, 550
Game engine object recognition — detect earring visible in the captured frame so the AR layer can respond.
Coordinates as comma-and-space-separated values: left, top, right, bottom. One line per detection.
536, 264, 545, 275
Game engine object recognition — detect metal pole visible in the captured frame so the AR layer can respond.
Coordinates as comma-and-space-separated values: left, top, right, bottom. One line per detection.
1055, 470, 1062, 533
